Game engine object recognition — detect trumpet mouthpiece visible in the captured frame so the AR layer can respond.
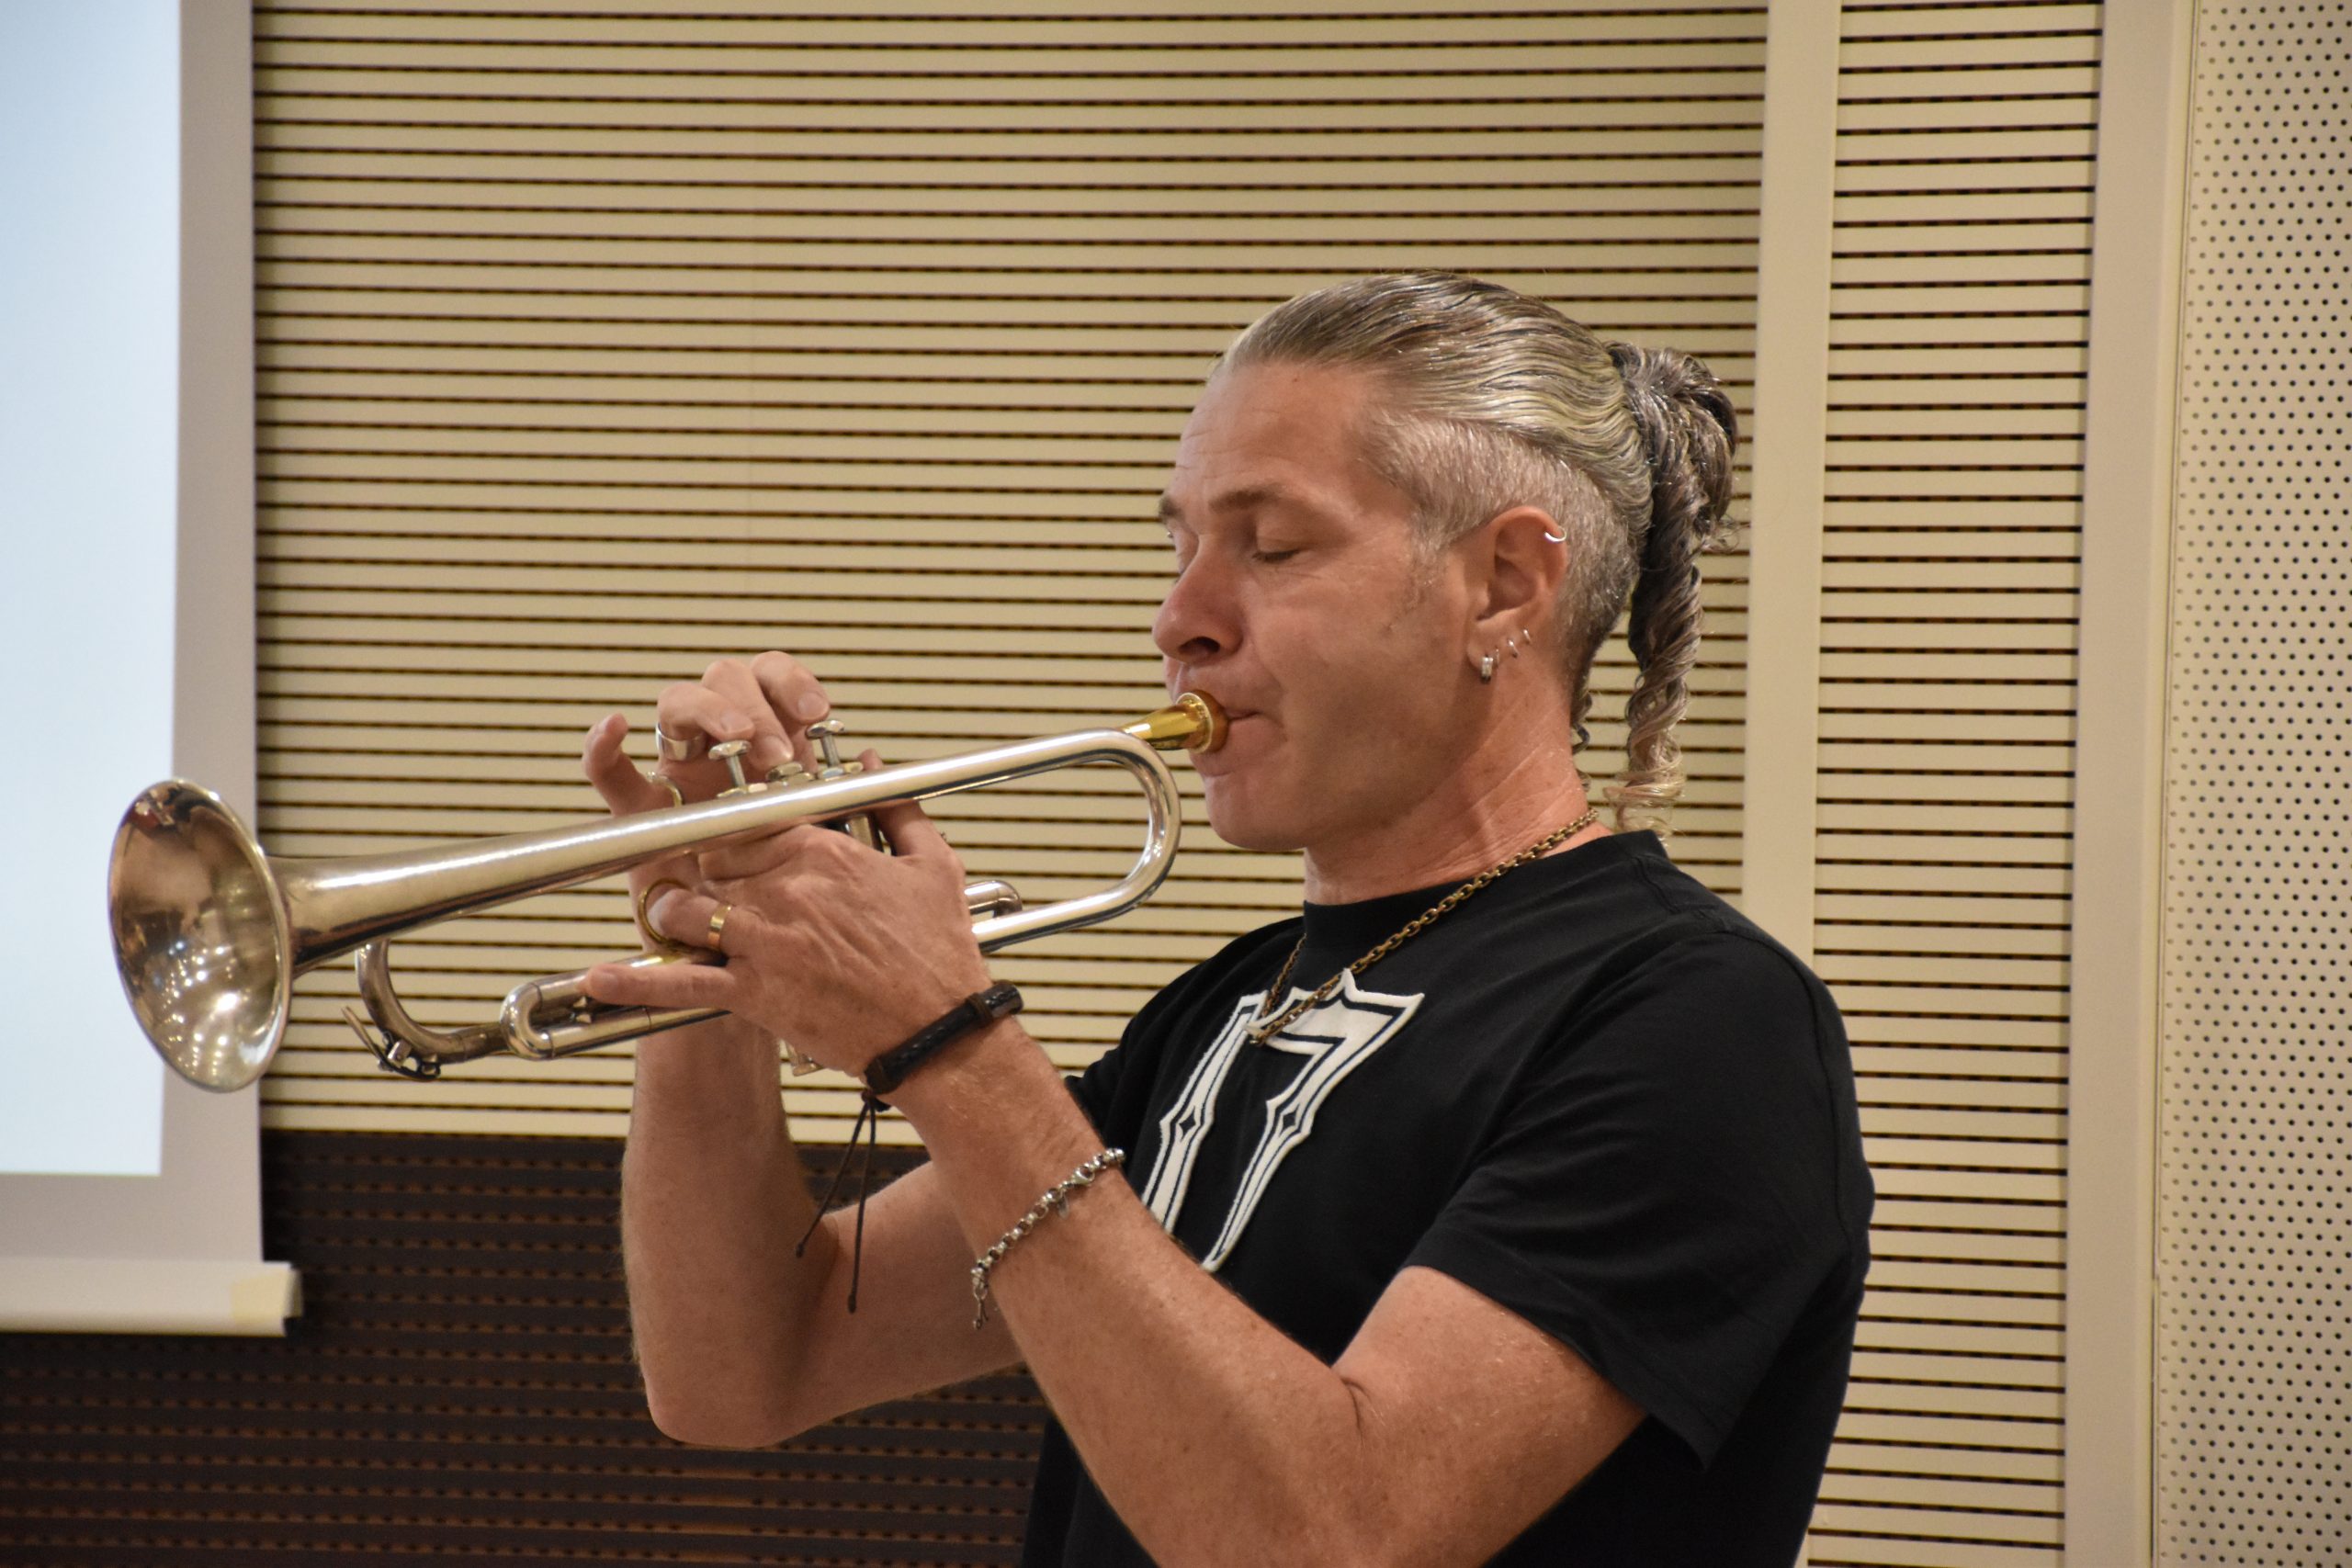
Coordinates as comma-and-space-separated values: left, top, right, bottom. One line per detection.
1125, 692, 1227, 754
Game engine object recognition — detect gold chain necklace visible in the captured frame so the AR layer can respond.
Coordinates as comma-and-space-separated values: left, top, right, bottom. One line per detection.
1245, 807, 1603, 1045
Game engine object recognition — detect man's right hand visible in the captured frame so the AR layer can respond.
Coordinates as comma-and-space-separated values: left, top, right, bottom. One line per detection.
579, 651, 836, 952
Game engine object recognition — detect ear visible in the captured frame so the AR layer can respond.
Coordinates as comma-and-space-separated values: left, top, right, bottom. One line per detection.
1463, 504, 1568, 661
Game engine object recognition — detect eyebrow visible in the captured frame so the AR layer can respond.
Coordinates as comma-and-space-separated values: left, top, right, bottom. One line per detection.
1157, 481, 1324, 527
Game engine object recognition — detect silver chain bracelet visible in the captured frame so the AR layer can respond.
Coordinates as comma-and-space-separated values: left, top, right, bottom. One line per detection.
970, 1147, 1126, 1328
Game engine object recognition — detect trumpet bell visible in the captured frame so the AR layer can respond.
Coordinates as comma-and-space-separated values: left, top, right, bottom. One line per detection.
108, 781, 292, 1093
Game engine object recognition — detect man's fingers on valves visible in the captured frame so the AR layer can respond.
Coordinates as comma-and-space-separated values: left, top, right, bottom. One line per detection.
657, 680, 752, 750
697, 659, 794, 770
654, 655, 832, 776
751, 649, 831, 730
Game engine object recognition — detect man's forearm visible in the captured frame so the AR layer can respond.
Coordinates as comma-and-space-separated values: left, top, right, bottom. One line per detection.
622, 1018, 828, 1446
894, 1026, 1390, 1568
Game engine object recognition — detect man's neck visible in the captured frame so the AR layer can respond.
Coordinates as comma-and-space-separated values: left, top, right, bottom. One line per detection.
1298, 715, 1605, 905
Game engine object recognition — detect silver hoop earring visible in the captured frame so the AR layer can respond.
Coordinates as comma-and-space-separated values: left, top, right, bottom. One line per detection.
1542, 526, 1566, 544
1506, 632, 1522, 659
1478, 652, 1498, 683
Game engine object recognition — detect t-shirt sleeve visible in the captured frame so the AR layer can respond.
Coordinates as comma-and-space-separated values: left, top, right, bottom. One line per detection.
1403, 929, 1857, 1468
1064, 1041, 1124, 1137
1059, 962, 1191, 1147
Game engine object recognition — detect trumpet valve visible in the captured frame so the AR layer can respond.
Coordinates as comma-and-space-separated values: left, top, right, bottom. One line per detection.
808, 718, 850, 775
709, 739, 763, 796
807, 718, 871, 785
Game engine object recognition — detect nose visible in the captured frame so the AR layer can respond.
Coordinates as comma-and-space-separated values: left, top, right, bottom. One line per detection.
1151, 550, 1238, 670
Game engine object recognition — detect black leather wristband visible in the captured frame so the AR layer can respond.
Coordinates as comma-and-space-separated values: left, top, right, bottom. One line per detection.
862, 983, 1023, 1098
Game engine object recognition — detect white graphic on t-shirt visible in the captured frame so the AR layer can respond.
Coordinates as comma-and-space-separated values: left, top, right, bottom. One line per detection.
1137, 997, 1255, 1235
1138, 971, 1420, 1272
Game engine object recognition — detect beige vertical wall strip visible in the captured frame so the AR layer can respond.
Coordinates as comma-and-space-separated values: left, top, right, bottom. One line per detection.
2065, 1, 2194, 1559
1740, 0, 1837, 958
178, 0, 260, 807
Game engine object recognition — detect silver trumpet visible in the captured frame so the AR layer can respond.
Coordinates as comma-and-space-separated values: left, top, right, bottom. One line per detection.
109, 694, 1226, 1092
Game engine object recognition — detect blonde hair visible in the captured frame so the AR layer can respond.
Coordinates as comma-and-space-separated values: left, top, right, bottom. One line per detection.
1216, 272, 1739, 837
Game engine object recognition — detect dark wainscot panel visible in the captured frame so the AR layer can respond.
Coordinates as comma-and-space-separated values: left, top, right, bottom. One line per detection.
0, 1132, 1046, 1566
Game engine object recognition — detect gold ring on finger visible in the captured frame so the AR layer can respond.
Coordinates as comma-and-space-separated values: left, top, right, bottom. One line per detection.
635, 878, 692, 946
707, 901, 733, 951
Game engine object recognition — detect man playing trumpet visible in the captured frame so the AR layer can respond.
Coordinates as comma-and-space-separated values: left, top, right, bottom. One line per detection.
582, 273, 1873, 1567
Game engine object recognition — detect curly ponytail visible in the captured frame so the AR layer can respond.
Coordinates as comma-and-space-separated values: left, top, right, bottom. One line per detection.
1604, 343, 1738, 837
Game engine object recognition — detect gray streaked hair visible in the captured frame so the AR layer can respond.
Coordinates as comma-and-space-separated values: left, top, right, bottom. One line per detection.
1215, 272, 1739, 838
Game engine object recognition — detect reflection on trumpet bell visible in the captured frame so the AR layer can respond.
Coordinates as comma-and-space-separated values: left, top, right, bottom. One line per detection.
108, 694, 1225, 1093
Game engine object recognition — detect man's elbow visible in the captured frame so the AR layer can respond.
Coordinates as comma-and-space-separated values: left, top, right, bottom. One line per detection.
644, 1380, 807, 1450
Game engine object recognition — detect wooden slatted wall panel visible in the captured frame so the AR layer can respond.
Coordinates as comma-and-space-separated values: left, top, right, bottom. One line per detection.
250, 0, 1767, 1138
1804, 5, 2096, 1565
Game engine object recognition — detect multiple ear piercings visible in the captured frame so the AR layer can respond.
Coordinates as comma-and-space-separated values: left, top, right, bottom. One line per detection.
1476, 629, 1532, 683
1478, 519, 1563, 680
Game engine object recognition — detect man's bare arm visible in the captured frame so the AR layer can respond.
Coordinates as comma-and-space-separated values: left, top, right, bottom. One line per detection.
621, 1017, 1018, 1446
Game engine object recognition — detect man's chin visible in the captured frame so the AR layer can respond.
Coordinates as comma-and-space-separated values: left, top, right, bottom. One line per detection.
1197, 782, 1309, 855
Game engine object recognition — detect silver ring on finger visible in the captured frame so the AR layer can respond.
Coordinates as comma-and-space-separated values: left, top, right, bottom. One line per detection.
654, 721, 706, 763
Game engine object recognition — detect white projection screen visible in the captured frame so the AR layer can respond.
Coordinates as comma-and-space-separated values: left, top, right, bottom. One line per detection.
0, 0, 297, 1333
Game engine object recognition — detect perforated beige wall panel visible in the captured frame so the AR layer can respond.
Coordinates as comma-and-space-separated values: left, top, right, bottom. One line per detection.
250, 0, 1765, 1140
1800, 5, 2098, 1564
2159, 3, 2352, 1562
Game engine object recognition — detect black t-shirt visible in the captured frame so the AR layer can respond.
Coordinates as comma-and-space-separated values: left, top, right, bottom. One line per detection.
1020, 829, 1874, 1567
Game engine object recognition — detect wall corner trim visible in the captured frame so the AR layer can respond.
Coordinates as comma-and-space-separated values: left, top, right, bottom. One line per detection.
1739, 0, 1840, 959
2066, 0, 2199, 1561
